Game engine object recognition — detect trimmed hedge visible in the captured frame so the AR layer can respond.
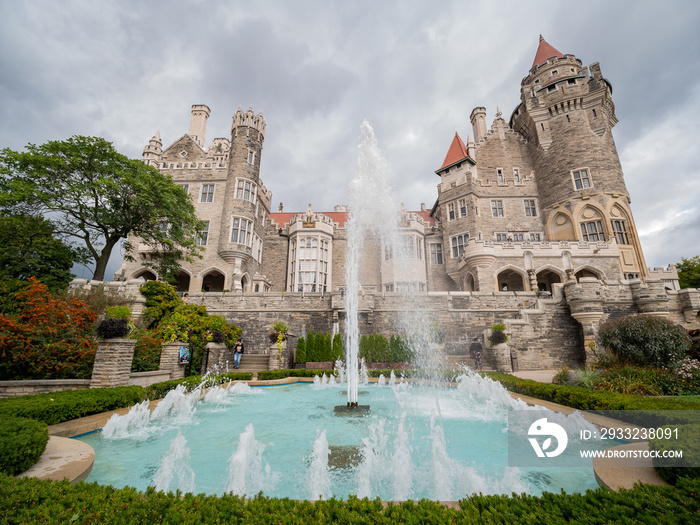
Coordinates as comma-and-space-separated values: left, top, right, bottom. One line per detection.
0, 474, 698, 524
143, 372, 253, 400
0, 417, 49, 475
487, 372, 700, 411
257, 369, 333, 380
651, 423, 700, 485
0, 373, 254, 426
0, 386, 146, 426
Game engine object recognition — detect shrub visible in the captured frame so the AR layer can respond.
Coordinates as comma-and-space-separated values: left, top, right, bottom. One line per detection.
143, 372, 253, 400
211, 330, 225, 344
489, 324, 509, 346
3, 472, 699, 523
104, 305, 132, 320
0, 278, 97, 380
0, 387, 147, 425
131, 328, 162, 372
332, 333, 343, 362
0, 417, 49, 475
597, 315, 691, 368
139, 281, 182, 327
295, 336, 306, 364
95, 318, 130, 339
651, 423, 700, 485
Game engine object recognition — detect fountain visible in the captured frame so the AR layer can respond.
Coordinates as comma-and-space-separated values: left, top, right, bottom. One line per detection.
76, 121, 606, 500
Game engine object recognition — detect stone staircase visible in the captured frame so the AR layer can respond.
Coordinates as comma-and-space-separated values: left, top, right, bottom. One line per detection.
235, 354, 270, 373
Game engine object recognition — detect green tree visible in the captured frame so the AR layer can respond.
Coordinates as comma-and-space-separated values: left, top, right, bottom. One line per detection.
0, 136, 204, 281
676, 255, 700, 289
295, 337, 306, 364
0, 215, 89, 291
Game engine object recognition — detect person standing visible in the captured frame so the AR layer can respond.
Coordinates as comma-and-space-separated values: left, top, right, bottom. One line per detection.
469, 337, 483, 371
233, 339, 244, 369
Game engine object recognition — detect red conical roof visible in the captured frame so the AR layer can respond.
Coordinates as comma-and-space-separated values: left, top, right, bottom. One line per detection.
437, 132, 471, 172
532, 35, 565, 68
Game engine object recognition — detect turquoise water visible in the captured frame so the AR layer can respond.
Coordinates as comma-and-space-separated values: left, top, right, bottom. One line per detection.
77, 378, 601, 500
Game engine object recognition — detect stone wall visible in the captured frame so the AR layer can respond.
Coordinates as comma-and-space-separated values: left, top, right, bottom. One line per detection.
186, 282, 700, 370
0, 379, 91, 398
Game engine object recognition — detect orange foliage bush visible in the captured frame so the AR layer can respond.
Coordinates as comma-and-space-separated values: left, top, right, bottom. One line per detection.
0, 278, 97, 379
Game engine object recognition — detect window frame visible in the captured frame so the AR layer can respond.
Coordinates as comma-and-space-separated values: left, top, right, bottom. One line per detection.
580, 220, 605, 242
572, 169, 592, 190
196, 220, 209, 246
450, 233, 469, 258
429, 243, 443, 265
491, 200, 504, 218
200, 183, 215, 203
524, 199, 537, 217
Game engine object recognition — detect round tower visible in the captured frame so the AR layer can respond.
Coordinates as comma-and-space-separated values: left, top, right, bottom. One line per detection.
142, 131, 162, 167
511, 36, 647, 279
217, 106, 268, 291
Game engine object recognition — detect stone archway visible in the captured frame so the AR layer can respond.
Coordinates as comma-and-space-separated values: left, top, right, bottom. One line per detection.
536, 268, 563, 292
173, 271, 191, 292
575, 268, 602, 280
132, 269, 157, 281
201, 271, 225, 292
497, 268, 526, 291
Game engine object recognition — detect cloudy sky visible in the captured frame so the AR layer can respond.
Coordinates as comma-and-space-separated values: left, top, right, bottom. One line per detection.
1, 0, 698, 279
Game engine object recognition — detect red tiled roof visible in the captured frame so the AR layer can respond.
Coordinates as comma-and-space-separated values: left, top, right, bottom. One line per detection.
416, 210, 436, 227
437, 132, 470, 172
532, 35, 565, 69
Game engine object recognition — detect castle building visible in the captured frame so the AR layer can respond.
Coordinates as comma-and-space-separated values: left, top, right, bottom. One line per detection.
105, 36, 699, 368
116, 36, 666, 295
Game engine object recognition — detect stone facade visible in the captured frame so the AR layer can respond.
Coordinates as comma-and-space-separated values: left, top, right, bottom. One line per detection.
107, 36, 700, 369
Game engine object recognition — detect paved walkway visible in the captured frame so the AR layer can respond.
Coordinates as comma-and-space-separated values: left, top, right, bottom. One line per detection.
511, 369, 558, 383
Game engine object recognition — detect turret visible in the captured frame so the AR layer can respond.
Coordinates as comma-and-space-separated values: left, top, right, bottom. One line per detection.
470, 107, 487, 143
216, 105, 269, 291
511, 36, 647, 279
142, 131, 162, 166
188, 104, 210, 147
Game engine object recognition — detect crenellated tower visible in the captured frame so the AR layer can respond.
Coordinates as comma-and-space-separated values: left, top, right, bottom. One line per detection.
217, 106, 270, 291
511, 35, 647, 279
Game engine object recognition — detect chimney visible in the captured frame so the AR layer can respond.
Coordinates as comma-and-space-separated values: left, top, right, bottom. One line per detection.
188, 104, 211, 147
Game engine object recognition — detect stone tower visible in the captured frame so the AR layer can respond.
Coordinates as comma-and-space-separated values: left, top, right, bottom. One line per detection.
217, 106, 269, 291
511, 36, 647, 279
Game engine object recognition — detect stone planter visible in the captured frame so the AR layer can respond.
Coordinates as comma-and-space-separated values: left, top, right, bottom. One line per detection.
268, 340, 290, 370
90, 338, 136, 389
489, 342, 513, 372
202, 342, 228, 374
160, 342, 189, 380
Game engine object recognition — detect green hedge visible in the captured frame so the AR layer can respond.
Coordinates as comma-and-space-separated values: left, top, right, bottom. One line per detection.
257, 369, 334, 380
0, 387, 146, 426
0, 373, 254, 426
0, 474, 698, 524
486, 372, 700, 411
651, 423, 700, 485
143, 372, 253, 400
0, 418, 49, 475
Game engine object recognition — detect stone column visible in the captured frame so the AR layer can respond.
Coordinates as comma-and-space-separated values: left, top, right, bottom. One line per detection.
564, 279, 605, 364
202, 342, 228, 374
90, 338, 136, 388
160, 342, 188, 380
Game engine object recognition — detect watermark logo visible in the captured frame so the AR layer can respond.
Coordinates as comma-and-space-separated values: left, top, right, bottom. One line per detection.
527, 418, 568, 458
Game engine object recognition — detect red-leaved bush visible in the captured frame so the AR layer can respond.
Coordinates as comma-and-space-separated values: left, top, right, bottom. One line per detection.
0, 278, 97, 379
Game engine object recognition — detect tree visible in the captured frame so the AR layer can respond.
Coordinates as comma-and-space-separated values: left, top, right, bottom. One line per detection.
0, 136, 204, 281
0, 214, 89, 290
676, 255, 700, 289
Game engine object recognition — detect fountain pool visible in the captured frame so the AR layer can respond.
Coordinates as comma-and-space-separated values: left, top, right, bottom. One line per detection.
77, 373, 602, 501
